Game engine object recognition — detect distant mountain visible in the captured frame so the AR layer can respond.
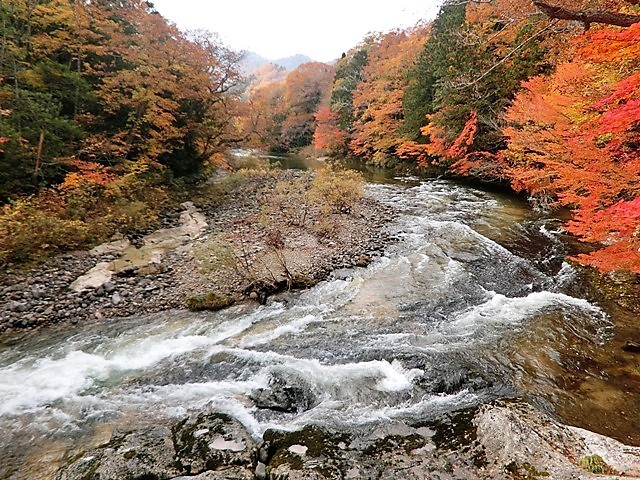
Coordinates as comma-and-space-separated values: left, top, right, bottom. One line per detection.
273, 54, 314, 71
240, 52, 270, 75
240, 52, 314, 75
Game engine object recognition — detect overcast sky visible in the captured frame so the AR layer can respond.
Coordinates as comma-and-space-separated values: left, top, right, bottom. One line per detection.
151, 0, 443, 62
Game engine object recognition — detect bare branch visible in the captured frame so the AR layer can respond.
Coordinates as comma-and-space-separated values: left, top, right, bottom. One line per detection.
455, 19, 559, 89
533, 1, 640, 29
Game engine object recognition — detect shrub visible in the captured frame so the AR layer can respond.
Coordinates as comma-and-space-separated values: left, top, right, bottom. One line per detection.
0, 198, 91, 264
261, 176, 313, 227
310, 166, 364, 214
0, 162, 170, 265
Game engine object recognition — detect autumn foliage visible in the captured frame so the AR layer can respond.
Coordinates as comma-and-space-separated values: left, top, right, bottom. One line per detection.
503, 21, 640, 272
313, 107, 347, 152
0, 0, 244, 264
349, 28, 429, 165
2, 0, 639, 274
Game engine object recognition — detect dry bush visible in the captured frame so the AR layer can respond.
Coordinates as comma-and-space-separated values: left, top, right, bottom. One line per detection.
310, 166, 364, 214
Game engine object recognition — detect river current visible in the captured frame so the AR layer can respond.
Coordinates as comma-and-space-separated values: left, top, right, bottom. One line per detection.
0, 177, 622, 479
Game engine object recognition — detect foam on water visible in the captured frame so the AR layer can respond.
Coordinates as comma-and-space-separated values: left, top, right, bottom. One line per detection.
211, 347, 424, 394
450, 291, 605, 331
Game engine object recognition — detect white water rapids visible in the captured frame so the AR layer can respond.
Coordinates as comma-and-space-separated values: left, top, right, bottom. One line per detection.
0, 179, 612, 479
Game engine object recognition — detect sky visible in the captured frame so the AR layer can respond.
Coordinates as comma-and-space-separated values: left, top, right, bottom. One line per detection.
151, 0, 444, 62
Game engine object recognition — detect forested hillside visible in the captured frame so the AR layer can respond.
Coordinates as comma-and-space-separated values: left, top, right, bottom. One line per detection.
0, 0, 244, 262
248, 0, 640, 274
1, 0, 639, 274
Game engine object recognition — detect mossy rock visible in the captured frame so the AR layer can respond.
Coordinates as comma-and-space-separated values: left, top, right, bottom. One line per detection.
186, 293, 235, 311
172, 412, 257, 475
504, 461, 550, 479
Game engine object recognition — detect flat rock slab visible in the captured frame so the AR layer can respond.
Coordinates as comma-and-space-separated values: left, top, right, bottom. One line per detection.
57, 411, 257, 480
475, 401, 640, 479
169, 467, 255, 480
70, 202, 207, 292
56, 402, 640, 480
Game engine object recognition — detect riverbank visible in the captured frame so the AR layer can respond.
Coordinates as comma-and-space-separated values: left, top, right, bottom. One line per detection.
56, 399, 640, 480
0, 168, 393, 335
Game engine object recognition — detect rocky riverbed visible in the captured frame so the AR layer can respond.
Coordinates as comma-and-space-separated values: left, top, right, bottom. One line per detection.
56, 400, 640, 480
0, 169, 393, 335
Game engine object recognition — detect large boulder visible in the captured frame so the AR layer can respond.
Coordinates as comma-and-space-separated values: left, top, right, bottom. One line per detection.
475, 400, 640, 478
172, 412, 258, 475
57, 412, 257, 480
57, 426, 179, 480
250, 372, 319, 413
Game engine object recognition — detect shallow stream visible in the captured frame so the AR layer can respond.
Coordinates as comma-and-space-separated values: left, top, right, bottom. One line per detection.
1, 175, 639, 479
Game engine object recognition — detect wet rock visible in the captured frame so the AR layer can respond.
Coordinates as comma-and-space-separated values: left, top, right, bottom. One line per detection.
250, 372, 319, 413
260, 402, 640, 480
57, 426, 180, 480
261, 421, 477, 480
172, 412, 257, 475
262, 426, 347, 480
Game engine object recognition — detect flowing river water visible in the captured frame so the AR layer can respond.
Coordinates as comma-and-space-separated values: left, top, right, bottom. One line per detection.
1, 174, 640, 479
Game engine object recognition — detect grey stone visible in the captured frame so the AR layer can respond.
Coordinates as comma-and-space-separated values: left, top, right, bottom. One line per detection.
31, 289, 45, 299
111, 292, 122, 306
57, 426, 179, 480
250, 372, 319, 413
173, 412, 257, 476
7, 301, 22, 312
475, 401, 640, 478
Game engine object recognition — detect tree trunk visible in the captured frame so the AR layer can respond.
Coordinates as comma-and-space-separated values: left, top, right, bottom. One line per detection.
533, 1, 640, 29
33, 131, 44, 181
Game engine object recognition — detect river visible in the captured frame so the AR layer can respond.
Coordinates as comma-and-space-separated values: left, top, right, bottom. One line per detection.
1, 173, 639, 479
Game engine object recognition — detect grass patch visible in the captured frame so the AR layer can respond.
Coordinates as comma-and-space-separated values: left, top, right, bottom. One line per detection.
579, 454, 614, 475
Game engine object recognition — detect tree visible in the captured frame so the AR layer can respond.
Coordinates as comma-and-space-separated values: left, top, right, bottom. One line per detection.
280, 62, 334, 149
330, 45, 370, 132
349, 27, 428, 165
243, 81, 286, 149
313, 106, 347, 152
503, 21, 640, 272
399, 0, 557, 175
0, 0, 245, 199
